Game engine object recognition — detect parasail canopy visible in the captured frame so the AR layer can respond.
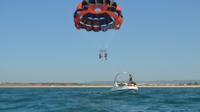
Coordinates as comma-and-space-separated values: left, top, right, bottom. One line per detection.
74, 0, 123, 32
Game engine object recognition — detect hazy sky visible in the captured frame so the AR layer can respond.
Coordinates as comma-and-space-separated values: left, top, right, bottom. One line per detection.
0, 0, 200, 82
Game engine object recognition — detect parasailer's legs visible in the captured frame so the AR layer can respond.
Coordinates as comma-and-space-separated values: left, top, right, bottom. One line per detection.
99, 53, 102, 59
104, 52, 108, 60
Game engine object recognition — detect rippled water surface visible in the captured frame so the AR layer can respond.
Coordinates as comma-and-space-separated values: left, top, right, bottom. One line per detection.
0, 88, 200, 112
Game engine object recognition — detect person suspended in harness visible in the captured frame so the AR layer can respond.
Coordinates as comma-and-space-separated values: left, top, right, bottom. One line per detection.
99, 49, 108, 60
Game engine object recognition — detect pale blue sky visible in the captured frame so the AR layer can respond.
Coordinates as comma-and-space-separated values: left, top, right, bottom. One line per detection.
0, 0, 200, 82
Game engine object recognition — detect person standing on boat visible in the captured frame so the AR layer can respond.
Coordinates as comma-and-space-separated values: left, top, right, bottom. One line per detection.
129, 74, 133, 82
129, 74, 136, 86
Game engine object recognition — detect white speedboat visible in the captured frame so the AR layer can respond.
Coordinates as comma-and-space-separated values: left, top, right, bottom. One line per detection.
111, 72, 138, 93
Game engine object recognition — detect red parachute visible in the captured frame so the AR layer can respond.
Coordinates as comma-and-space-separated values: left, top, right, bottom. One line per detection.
74, 0, 123, 32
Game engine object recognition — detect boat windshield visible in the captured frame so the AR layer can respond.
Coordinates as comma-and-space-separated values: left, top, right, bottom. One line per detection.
114, 72, 137, 86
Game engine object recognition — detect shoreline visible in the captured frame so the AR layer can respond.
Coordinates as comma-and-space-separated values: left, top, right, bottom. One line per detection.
138, 85, 200, 88
1, 85, 200, 88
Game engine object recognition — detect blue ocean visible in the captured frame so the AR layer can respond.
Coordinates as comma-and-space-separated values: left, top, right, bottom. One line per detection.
0, 88, 200, 112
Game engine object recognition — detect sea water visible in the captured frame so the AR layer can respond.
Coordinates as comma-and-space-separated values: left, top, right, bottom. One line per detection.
0, 88, 200, 112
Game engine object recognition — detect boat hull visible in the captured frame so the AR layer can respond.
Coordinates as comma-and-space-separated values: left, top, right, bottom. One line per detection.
111, 86, 138, 94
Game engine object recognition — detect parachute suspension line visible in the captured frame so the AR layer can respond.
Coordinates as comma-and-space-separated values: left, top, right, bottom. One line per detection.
104, 31, 116, 51
98, 31, 116, 61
